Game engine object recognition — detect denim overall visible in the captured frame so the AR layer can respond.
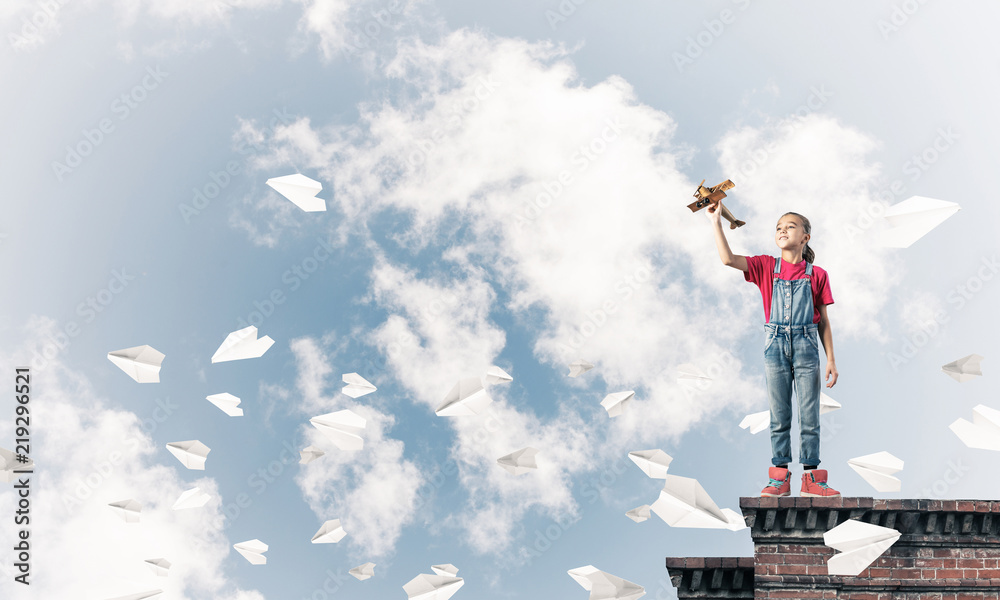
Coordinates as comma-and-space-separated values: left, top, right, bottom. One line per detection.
764, 258, 822, 467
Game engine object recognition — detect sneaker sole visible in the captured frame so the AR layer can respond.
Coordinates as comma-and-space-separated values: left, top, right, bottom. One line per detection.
800, 492, 841, 497
760, 492, 790, 497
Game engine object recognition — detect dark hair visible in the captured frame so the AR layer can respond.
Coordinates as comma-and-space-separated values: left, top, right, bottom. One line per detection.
781, 212, 815, 263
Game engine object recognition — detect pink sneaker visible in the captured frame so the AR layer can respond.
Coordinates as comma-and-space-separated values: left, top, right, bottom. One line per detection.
801, 469, 840, 497
761, 467, 791, 497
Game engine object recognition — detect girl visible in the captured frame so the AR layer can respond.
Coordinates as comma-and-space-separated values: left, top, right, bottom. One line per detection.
708, 205, 840, 497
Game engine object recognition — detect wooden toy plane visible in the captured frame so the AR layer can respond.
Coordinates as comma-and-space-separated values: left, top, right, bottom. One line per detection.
688, 179, 746, 229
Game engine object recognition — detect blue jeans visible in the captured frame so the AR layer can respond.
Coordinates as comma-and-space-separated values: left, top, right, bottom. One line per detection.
764, 323, 821, 467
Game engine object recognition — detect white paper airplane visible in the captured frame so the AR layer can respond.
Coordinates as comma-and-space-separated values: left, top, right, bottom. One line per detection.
350, 562, 376, 581
105, 591, 162, 600
739, 410, 770, 434
628, 449, 673, 479
626, 505, 651, 523
879, 196, 961, 248
342, 372, 377, 398
484, 365, 513, 384
567, 565, 646, 600
497, 447, 538, 475
650, 474, 747, 531
676, 363, 711, 388
211, 326, 274, 363
824, 519, 900, 576
166, 440, 211, 470
942, 354, 984, 382
108, 499, 142, 523
821, 393, 841, 414
402, 573, 464, 600
0, 446, 34, 483
847, 451, 904, 493
234, 539, 268, 565
108, 345, 165, 383
436, 376, 492, 416
311, 519, 347, 543
950, 404, 1000, 451
431, 564, 459, 577
144, 558, 171, 577
568, 360, 594, 377
206, 392, 243, 417
300, 445, 325, 464
266, 173, 326, 212
601, 391, 634, 418
171, 487, 211, 510
310, 409, 367, 450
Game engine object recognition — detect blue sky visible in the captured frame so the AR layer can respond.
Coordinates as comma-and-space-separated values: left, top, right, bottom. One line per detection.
2, 1, 999, 599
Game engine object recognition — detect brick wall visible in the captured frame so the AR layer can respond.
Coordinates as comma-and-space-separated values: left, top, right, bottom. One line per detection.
667, 498, 1000, 600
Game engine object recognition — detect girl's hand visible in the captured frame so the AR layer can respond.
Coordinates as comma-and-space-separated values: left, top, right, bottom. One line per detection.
825, 360, 838, 388
706, 202, 722, 224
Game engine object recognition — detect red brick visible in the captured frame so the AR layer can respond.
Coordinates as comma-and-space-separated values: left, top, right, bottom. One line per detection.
774, 564, 808, 575
957, 501, 975, 511
938, 569, 965, 578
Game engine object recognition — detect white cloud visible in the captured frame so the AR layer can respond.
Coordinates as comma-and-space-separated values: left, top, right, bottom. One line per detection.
292, 0, 429, 62
0, 317, 263, 600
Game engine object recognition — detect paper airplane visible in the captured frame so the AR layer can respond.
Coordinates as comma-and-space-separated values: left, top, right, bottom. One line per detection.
436, 376, 492, 416
626, 505, 651, 523
0, 446, 34, 483
234, 539, 268, 565
310, 409, 367, 450
105, 591, 162, 600
942, 354, 984, 382
739, 410, 770, 434
628, 449, 673, 479
108, 499, 142, 523
211, 326, 274, 363
312, 519, 347, 543
568, 360, 594, 377
676, 363, 711, 388
350, 562, 376, 581
601, 391, 634, 418
431, 564, 459, 577
206, 392, 243, 417
950, 404, 1000, 451
144, 558, 171, 577
880, 196, 960, 248
108, 345, 165, 383
402, 573, 464, 600
650, 474, 747, 530
821, 393, 841, 414
342, 372, 377, 398
266, 173, 326, 212
567, 565, 646, 600
166, 440, 211, 470
848, 451, 904, 493
300, 445, 325, 464
484, 365, 513, 384
688, 179, 745, 229
171, 487, 211, 510
824, 519, 901, 576
497, 447, 538, 475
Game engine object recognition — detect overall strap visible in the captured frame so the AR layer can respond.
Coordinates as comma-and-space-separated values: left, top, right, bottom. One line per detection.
805, 261, 813, 276
772, 257, 782, 278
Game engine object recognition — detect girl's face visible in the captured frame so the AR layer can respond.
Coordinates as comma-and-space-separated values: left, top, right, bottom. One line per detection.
775, 215, 809, 253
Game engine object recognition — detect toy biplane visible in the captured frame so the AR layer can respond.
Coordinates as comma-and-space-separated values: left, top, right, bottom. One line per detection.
688, 179, 745, 229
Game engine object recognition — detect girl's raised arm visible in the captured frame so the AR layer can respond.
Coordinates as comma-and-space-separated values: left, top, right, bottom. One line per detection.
707, 204, 748, 272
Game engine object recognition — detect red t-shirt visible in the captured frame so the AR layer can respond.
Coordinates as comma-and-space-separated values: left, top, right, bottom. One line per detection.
743, 255, 834, 324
